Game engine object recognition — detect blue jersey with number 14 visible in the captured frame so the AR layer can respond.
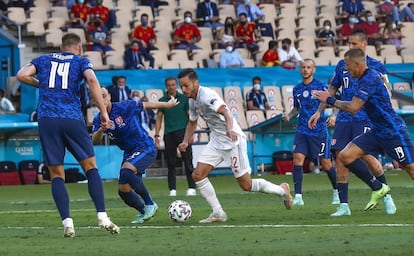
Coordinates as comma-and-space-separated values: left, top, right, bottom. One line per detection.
31, 52, 93, 121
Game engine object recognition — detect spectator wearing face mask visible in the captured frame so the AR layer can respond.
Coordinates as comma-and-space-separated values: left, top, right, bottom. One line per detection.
361, 10, 384, 48
392, 2, 414, 26
341, 0, 365, 18
196, 0, 223, 32
338, 14, 363, 45
173, 11, 202, 52
106, 75, 132, 103
131, 13, 158, 53
235, 12, 259, 57
88, 0, 116, 29
246, 76, 271, 112
278, 38, 302, 69
378, 0, 398, 23
318, 20, 337, 47
86, 14, 114, 54
124, 39, 155, 70
219, 40, 245, 68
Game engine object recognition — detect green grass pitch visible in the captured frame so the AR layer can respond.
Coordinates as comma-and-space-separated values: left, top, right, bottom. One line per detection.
0, 171, 413, 256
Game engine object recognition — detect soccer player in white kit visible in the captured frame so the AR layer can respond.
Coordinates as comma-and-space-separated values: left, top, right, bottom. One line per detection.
177, 68, 293, 223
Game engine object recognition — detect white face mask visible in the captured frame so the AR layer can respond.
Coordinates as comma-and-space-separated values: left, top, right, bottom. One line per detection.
385, 0, 391, 3
367, 16, 375, 22
226, 46, 233, 52
324, 25, 330, 31
184, 17, 192, 24
253, 83, 261, 90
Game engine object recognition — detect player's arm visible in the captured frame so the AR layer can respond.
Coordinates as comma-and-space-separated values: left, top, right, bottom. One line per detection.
16, 63, 39, 88
178, 119, 198, 152
143, 97, 179, 109
313, 89, 365, 114
217, 104, 238, 141
282, 106, 298, 122
84, 69, 109, 124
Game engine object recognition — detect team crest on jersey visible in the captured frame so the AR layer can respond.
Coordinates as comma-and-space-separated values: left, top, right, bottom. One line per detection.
332, 139, 336, 145
115, 116, 125, 128
210, 98, 217, 105
303, 90, 310, 98
88, 62, 94, 68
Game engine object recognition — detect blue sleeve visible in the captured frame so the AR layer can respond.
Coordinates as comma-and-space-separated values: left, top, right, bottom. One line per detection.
330, 60, 344, 89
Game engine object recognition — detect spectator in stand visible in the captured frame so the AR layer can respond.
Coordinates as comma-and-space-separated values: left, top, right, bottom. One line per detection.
362, 10, 384, 49
142, 0, 168, 17
0, 88, 16, 114
216, 16, 239, 49
235, 12, 259, 57
392, 2, 414, 26
196, 0, 223, 32
246, 76, 271, 112
106, 75, 131, 103
88, 0, 116, 29
341, 0, 365, 18
378, 0, 399, 23
261, 40, 280, 67
219, 40, 245, 68
236, 0, 265, 23
69, 0, 90, 29
318, 19, 337, 47
383, 19, 402, 50
173, 11, 202, 52
338, 13, 363, 45
130, 13, 158, 53
86, 14, 113, 54
124, 39, 155, 70
278, 38, 302, 69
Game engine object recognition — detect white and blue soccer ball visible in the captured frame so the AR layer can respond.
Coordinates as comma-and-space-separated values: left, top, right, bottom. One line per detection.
168, 200, 192, 223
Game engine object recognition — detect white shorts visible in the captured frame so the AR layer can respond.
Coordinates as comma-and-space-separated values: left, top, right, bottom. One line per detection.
198, 136, 251, 178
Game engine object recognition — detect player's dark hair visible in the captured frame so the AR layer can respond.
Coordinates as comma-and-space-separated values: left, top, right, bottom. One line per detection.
178, 68, 198, 81
62, 33, 81, 48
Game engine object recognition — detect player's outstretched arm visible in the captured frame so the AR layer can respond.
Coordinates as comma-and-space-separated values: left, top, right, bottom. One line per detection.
143, 96, 179, 109
313, 89, 365, 115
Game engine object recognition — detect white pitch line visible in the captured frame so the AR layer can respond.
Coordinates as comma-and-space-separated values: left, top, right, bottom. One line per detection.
1, 223, 414, 231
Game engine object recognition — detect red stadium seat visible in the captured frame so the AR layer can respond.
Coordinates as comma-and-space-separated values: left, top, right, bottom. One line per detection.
0, 161, 21, 185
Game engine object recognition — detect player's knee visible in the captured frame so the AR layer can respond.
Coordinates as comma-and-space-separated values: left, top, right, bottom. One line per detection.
119, 168, 133, 184
191, 171, 203, 182
404, 164, 414, 180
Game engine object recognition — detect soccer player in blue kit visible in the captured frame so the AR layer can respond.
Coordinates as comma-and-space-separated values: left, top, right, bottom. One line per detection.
283, 59, 338, 206
309, 31, 396, 216
313, 48, 414, 210
92, 87, 179, 224
16, 33, 119, 237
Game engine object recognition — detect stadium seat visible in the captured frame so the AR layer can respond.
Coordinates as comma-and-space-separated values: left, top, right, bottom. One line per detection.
146, 89, 164, 103
246, 110, 266, 127
263, 86, 284, 111
18, 160, 39, 185
0, 161, 21, 186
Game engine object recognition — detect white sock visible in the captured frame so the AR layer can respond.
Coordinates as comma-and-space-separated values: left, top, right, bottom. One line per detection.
62, 217, 74, 228
251, 178, 285, 196
97, 212, 108, 220
196, 178, 223, 213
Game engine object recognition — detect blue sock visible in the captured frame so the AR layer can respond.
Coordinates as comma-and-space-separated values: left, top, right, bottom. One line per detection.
120, 168, 153, 205
376, 174, 387, 184
293, 165, 303, 194
345, 159, 382, 191
86, 168, 106, 212
118, 190, 145, 214
325, 167, 337, 189
51, 177, 70, 220
337, 183, 348, 203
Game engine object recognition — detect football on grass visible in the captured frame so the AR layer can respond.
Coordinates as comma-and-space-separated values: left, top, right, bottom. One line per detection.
168, 200, 192, 223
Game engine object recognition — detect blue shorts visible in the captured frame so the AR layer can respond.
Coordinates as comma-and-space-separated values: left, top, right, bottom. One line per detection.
352, 129, 414, 165
331, 121, 371, 151
124, 146, 157, 175
38, 118, 95, 166
293, 132, 331, 160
